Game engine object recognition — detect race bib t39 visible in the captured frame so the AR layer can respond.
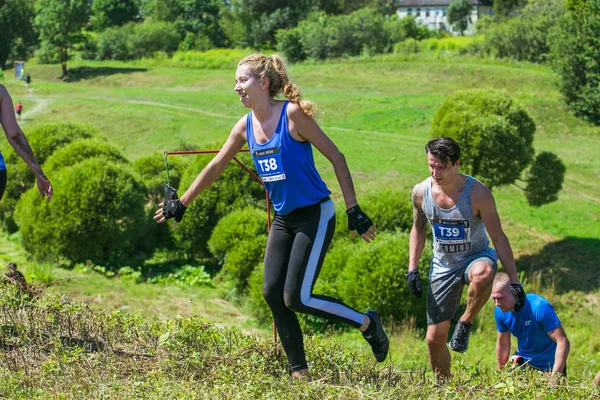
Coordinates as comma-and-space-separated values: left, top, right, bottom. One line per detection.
433, 219, 471, 253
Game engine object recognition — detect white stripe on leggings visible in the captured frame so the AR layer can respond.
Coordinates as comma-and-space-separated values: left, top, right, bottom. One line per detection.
299, 200, 364, 326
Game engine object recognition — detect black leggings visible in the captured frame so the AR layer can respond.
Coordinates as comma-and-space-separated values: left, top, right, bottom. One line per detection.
262, 199, 364, 372
0, 169, 6, 202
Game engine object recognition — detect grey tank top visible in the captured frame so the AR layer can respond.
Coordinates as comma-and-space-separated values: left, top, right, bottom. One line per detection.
422, 175, 489, 268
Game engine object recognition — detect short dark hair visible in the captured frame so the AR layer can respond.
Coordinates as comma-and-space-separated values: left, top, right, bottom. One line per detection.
425, 137, 461, 166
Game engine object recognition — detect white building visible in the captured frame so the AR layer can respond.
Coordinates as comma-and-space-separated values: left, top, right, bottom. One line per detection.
395, 0, 493, 35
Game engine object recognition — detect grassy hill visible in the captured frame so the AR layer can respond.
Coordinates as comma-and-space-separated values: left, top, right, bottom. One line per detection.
1, 52, 599, 396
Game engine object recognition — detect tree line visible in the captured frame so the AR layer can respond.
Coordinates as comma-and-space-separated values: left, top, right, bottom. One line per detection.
2, 0, 599, 125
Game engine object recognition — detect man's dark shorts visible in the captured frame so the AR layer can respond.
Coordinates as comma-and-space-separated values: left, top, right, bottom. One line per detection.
426, 248, 498, 325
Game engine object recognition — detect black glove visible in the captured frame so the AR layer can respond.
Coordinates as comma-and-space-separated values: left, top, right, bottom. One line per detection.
511, 283, 526, 312
165, 183, 178, 201
163, 184, 187, 222
346, 205, 373, 235
405, 269, 422, 298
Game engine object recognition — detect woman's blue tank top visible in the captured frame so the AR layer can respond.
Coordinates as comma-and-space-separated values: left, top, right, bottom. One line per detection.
246, 101, 330, 215
0, 151, 5, 171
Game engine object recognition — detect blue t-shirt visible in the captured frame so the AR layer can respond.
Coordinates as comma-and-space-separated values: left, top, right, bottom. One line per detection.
246, 101, 330, 215
494, 293, 561, 370
0, 151, 5, 171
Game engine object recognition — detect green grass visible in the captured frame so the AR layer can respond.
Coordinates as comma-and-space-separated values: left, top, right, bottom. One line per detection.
1, 52, 599, 395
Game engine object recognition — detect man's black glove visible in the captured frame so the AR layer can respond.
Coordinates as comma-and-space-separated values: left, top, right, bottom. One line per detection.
346, 205, 373, 235
511, 283, 526, 312
405, 269, 422, 298
163, 184, 187, 222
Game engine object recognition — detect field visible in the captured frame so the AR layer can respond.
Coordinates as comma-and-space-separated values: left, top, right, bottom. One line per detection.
1, 52, 599, 397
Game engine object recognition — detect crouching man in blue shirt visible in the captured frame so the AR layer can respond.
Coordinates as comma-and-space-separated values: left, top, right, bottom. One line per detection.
492, 272, 570, 377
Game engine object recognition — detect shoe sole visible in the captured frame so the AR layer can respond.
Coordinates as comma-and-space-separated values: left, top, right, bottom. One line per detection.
448, 343, 468, 353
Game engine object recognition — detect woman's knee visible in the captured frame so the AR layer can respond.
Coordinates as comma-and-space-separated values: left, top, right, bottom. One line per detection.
262, 282, 283, 308
283, 290, 304, 312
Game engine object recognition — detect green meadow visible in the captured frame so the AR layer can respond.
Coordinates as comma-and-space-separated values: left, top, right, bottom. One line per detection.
1, 52, 599, 397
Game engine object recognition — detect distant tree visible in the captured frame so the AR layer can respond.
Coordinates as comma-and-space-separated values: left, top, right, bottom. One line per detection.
90, 0, 138, 31
483, 0, 565, 63
148, 0, 228, 49
447, 0, 472, 35
432, 89, 566, 206
34, 0, 91, 77
551, 0, 600, 125
0, 0, 36, 69
493, 0, 527, 19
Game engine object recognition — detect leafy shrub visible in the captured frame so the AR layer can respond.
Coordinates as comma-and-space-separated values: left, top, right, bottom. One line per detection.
294, 8, 390, 60
130, 21, 180, 59
525, 152, 566, 206
208, 207, 268, 262
43, 139, 129, 174
94, 24, 134, 60
482, 0, 565, 63
275, 28, 306, 63
431, 89, 564, 206
362, 187, 413, 233
218, 235, 266, 294
172, 152, 266, 260
85, 21, 180, 61
1, 123, 99, 231
322, 232, 431, 328
333, 188, 413, 242
3, 123, 99, 200
432, 90, 534, 187
551, 0, 600, 125
14, 159, 147, 264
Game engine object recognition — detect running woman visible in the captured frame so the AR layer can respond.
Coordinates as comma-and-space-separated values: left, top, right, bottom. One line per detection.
154, 54, 389, 380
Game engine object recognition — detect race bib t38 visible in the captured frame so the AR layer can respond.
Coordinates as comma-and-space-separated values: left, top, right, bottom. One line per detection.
253, 147, 286, 182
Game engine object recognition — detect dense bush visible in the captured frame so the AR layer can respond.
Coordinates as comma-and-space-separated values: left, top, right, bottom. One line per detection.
551, 0, 600, 125
278, 8, 389, 61
481, 0, 565, 63
43, 139, 128, 173
218, 235, 267, 294
432, 89, 535, 188
332, 188, 413, 242
94, 24, 134, 61
431, 89, 565, 206
172, 152, 266, 260
14, 159, 147, 264
85, 21, 180, 60
209, 206, 268, 293
208, 207, 268, 262
321, 232, 431, 328
0, 123, 99, 231
525, 152, 566, 206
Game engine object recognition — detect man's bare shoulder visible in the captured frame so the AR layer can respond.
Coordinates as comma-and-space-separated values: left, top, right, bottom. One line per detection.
471, 179, 496, 211
412, 180, 428, 207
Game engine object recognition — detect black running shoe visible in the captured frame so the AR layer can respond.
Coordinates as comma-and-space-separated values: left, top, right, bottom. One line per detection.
449, 320, 473, 353
362, 310, 389, 362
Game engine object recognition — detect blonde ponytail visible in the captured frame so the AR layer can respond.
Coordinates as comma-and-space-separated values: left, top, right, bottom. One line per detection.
238, 53, 318, 120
